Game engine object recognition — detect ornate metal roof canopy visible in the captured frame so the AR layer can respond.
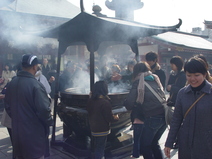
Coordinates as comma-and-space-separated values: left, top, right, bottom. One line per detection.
28, 11, 182, 54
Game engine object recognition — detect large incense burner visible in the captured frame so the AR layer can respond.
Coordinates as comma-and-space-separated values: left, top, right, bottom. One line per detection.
57, 88, 132, 158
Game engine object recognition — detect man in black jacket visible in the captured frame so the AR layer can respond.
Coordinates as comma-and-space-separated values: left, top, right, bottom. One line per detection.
5, 54, 53, 159
41, 58, 51, 79
145, 51, 166, 89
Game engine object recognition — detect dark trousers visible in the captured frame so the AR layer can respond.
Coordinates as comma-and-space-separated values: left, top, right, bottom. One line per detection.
132, 124, 144, 158
92, 135, 107, 159
45, 137, 50, 157
140, 116, 166, 159
7, 127, 15, 159
45, 127, 50, 157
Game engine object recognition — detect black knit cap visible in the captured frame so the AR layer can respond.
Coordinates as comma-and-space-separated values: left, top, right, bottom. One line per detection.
22, 54, 39, 67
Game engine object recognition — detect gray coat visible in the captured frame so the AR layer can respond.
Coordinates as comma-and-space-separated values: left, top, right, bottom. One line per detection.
5, 71, 53, 159
165, 80, 212, 159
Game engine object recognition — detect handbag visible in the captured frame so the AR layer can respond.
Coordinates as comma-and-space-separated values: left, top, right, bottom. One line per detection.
167, 94, 175, 106
163, 104, 174, 126
144, 82, 173, 126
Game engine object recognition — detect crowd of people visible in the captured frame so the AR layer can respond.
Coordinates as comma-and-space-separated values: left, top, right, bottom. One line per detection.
57, 59, 137, 93
0, 51, 212, 159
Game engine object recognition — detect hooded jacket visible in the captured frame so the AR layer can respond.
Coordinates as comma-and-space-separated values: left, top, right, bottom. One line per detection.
86, 97, 118, 136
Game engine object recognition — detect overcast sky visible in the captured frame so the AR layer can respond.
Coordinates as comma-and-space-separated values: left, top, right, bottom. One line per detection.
68, 0, 212, 32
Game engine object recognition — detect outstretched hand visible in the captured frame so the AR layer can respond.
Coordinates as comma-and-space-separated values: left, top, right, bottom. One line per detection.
164, 147, 171, 159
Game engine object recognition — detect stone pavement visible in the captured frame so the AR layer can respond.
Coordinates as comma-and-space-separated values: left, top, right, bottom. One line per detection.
0, 106, 178, 159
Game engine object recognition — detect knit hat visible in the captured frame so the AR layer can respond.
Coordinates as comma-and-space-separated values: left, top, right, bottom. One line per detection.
22, 54, 39, 67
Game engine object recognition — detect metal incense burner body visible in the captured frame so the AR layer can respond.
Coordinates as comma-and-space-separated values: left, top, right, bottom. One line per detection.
57, 88, 132, 158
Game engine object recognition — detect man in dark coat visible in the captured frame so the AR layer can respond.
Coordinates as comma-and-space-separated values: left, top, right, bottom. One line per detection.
145, 51, 166, 89
5, 54, 53, 159
41, 58, 51, 79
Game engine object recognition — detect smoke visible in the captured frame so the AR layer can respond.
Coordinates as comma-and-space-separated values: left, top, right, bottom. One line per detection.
0, 10, 60, 51
65, 62, 131, 94
108, 81, 131, 93
71, 70, 100, 94
6, 32, 58, 50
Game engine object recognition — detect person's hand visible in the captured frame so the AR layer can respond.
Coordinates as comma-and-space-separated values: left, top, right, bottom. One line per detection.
166, 85, 172, 92
49, 76, 55, 83
113, 114, 119, 120
0, 94, 5, 99
164, 147, 171, 158
111, 73, 122, 81
89, 91, 92, 98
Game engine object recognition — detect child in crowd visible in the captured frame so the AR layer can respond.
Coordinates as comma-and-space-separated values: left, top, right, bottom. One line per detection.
86, 81, 119, 159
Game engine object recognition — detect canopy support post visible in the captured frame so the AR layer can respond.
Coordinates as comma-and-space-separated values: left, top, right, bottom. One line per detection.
51, 42, 67, 146
90, 51, 95, 91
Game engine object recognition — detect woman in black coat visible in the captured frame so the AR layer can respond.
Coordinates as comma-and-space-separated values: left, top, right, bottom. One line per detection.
166, 56, 186, 107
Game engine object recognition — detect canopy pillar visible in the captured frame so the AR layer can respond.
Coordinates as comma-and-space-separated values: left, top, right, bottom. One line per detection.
51, 41, 69, 145
86, 39, 100, 91
90, 51, 95, 91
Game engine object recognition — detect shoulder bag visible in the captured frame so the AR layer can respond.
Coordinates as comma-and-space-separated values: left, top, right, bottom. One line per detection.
144, 81, 173, 126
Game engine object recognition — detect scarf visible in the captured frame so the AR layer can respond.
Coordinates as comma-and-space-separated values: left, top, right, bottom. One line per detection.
151, 63, 161, 73
136, 71, 163, 104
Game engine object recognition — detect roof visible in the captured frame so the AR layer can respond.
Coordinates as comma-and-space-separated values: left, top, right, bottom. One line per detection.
204, 20, 212, 24
204, 20, 212, 29
152, 31, 212, 51
0, 0, 80, 18
24, 12, 182, 53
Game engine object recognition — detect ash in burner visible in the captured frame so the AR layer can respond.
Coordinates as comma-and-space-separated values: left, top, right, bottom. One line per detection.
65, 87, 90, 94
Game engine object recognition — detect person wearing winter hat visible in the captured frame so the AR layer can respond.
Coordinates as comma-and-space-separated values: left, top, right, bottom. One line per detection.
4, 54, 53, 159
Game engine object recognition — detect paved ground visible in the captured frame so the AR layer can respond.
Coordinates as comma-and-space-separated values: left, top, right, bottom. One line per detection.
0, 102, 178, 159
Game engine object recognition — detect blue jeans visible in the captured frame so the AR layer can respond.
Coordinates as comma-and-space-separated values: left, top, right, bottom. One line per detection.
140, 116, 166, 159
132, 124, 144, 158
92, 135, 107, 159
